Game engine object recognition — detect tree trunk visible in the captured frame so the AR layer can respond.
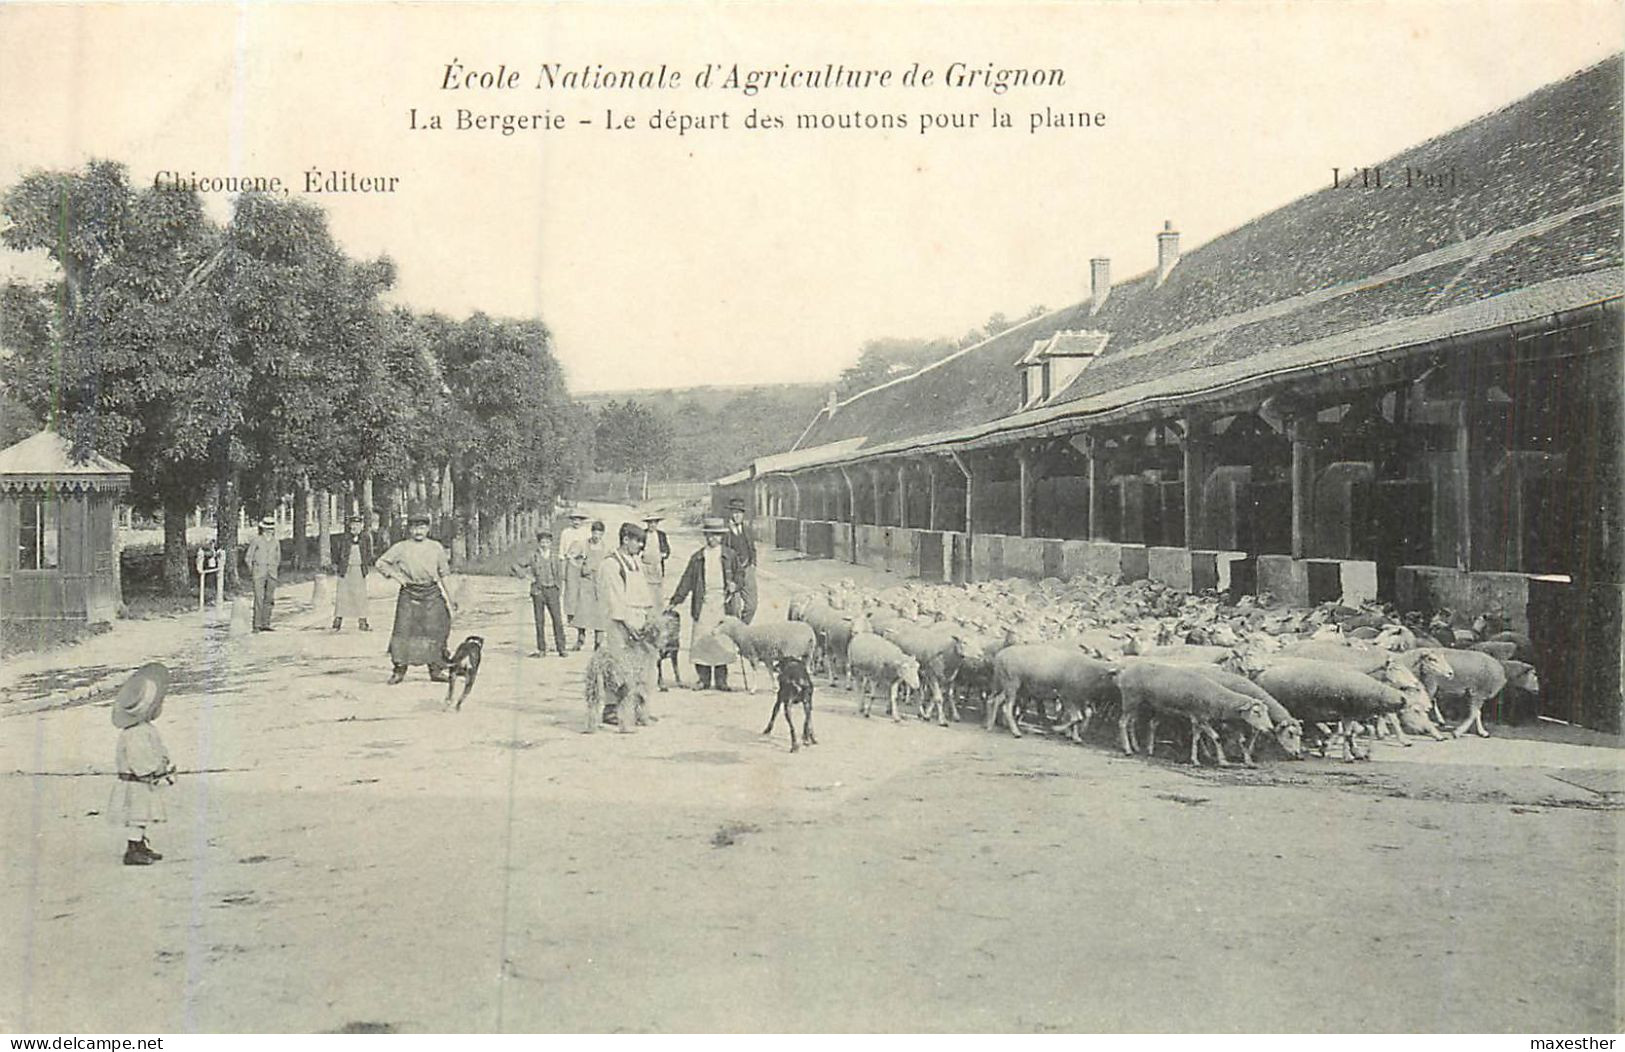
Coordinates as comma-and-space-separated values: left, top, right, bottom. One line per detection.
468, 496, 482, 561
292, 482, 309, 570
217, 466, 241, 592
161, 492, 192, 595
361, 474, 375, 532
316, 488, 333, 570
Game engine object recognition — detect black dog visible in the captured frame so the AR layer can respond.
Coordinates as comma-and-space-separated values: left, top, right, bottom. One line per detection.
655, 608, 683, 692
762, 657, 816, 752
443, 635, 484, 711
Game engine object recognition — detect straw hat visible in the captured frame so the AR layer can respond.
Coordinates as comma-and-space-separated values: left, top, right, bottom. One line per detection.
111, 663, 170, 729
701, 517, 729, 534
258, 515, 275, 528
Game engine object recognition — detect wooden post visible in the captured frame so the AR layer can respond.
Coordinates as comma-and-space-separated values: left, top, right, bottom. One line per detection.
1083, 434, 1108, 541
897, 464, 909, 528
1454, 401, 1474, 571
927, 459, 939, 531
1183, 415, 1209, 549
1290, 416, 1318, 559
950, 451, 975, 535
1017, 446, 1033, 538
869, 466, 882, 526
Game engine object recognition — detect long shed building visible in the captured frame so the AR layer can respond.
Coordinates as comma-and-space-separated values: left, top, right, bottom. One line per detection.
714, 56, 1624, 732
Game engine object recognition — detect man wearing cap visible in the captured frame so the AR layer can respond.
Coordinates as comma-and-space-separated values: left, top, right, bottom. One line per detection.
669, 517, 741, 690
331, 513, 375, 632
601, 522, 659, 725
245, 514, 281, 631
374, 512, 458, 683
558, 510, 592, 642
726, 498, 758, 624
640, 513, 670, 591
514, 529, 568, 657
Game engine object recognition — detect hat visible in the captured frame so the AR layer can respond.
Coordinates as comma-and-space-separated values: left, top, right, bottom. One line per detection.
346, 513, 365, 525
728, 498, 747, 511
701, 517, 729, 534
642, 513, 663, 523
568, 511, 589, 521
408, 511, 432, 526
259, 515, 276, 528
111, 663, 170, 729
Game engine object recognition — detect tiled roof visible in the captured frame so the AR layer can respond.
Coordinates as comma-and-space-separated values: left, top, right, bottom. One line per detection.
789, 54, 1622, 462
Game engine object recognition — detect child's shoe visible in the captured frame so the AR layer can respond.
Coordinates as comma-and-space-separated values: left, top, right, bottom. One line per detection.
123, 841, 155, 866
138, 839, 164, 861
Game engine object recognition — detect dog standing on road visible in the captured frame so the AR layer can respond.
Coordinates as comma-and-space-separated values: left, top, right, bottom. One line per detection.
762, 657, 816, 752
444, 635, 484, 711
655, 607, 683, 691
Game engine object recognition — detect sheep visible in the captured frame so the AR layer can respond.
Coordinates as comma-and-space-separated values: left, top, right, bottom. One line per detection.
822, 613, 871, 687
1155, 663, 1303, 762
716, 616, 817, 694
1116, 663, 1275, 766
1252, 658, 1408, 761
986, 644, 1120, 740
1276, 641, 1455, 740
846, 633, 922, 720
1411, 647, 1536, 738
882, 622, 982, 726
797, 601, 849, 675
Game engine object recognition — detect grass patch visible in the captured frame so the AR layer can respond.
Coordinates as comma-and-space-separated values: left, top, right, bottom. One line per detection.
0, 620, 113, 659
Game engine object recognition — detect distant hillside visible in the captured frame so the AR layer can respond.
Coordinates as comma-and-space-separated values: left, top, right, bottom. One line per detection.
576, 382, 829, 481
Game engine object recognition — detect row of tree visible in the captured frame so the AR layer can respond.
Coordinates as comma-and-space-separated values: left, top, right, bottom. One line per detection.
1, 160, 586, 592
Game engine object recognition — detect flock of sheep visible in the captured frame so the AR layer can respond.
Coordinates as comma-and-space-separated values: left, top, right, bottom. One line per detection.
714, 575, 1541, 764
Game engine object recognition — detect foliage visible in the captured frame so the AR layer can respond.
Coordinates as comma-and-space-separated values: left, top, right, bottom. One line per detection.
593, 399, 674, 476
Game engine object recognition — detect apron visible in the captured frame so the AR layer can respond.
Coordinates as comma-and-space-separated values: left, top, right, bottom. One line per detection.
335, 540, 369, 618
689, 595, 738, 667
389, 581, 451, 666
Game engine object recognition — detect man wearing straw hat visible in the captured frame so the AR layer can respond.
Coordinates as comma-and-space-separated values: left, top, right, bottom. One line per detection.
374, 511, 457, 683
244, 514, 282, 632
640, 512, 670, 590
558, 508, 592, 644
669, 517, 741, 690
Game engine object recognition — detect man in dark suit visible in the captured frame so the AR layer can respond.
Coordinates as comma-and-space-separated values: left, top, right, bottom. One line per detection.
726, 497, 757, 624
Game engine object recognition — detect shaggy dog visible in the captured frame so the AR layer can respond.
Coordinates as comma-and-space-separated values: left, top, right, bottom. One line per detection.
584, 613, 662, 733
443, 635, 484, 711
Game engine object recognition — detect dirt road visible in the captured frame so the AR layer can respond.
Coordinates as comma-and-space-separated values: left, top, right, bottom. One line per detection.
2, 511, 1619, 1032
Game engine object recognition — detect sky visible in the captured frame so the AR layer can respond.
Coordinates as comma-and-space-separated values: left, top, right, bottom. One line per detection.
0, 1, 1618, 394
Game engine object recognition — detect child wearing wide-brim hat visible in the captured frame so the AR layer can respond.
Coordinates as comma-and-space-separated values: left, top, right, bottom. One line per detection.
107, 663, 176, 866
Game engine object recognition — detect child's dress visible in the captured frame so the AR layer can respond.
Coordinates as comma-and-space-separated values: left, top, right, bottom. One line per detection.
108, 722, 171, 828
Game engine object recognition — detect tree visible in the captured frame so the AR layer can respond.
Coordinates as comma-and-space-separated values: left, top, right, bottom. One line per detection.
835, 336, 953, 399
593, 399, 674, 497
1, 161, 224, 593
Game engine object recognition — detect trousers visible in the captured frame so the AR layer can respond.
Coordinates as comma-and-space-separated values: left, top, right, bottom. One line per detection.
531, 586, 566, 654
252, 576, 277, 629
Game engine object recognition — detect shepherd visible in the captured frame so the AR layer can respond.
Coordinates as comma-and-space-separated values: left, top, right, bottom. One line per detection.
374, 511, 458, 684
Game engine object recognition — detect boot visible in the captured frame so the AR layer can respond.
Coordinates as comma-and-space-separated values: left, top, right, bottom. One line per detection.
714, 666, 731, 692
388, 665, 407, 685
332, 618, 343, 631
123, 841, 154, 866
138, 839, 164, 861
359, 619, 371, 632
429, 666, 451, 683
697, 666, 713, 690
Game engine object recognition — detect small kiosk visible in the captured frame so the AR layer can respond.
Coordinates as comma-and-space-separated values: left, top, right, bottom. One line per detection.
0, 429, 132, 624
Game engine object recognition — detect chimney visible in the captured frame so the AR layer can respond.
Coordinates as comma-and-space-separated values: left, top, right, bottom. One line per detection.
1156, 220, 1180, 286
826, 389, 839, 415
1089, 257, 1111, 314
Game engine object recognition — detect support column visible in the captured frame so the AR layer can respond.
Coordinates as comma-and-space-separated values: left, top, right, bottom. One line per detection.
1084, 434, 1109, 541
951, 451, 975, 534
1454, 402, 1474, 571
897, 464, 909, 529
927, 459, 939, 531
1290, 416, 1318, 559
1182, 414, 1209, 549
870, 466, 882, 526
1017, 446, 1034, 538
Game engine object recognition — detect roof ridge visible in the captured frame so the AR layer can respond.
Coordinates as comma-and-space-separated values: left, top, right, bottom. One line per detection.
1087, 193, 1622, 374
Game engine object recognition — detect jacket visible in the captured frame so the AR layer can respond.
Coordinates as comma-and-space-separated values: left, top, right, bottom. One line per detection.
726, 522, 756, 570
244, 533, 281, 581
668, 544, 738, 621
332, 530, 375, 577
